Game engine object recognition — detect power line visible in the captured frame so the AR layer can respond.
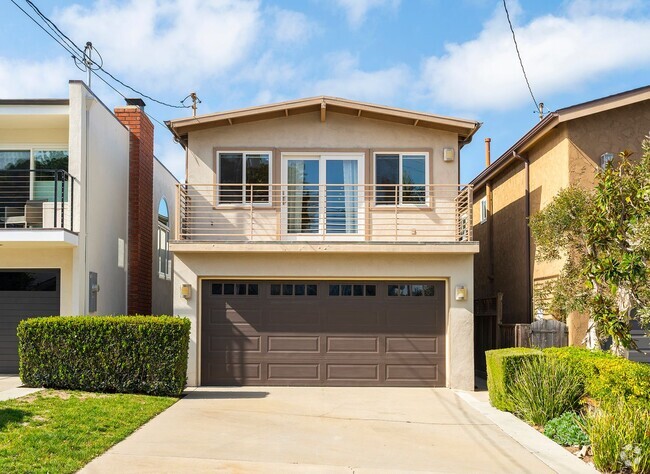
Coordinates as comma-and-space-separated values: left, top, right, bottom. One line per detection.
12, 0, 191, 110
502, 0, 543, 119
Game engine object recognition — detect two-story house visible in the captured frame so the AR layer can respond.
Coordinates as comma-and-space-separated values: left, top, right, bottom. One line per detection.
166, 97, 481, 389
0, 81, 177, 372
471, 85, 650, 365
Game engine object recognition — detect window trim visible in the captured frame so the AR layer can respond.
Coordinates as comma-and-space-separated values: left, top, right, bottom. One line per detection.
215, 150, 273, 207
479, 196, 488, 224
373, 151, 430, 207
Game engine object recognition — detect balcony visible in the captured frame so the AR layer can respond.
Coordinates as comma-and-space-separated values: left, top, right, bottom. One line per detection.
0, 169, 77, 245
175, 183, 473, 245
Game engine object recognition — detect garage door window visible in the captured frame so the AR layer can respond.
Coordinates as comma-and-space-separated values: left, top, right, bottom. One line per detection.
0, 270, 58, 291
329, 284, 376, 296
270, 283, 318, 296
388, 284, 435, 297
211, 283, 259, 296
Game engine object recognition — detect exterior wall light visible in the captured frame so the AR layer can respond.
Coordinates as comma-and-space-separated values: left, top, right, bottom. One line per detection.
455, 285, 467, 301
180, 284, 192, 299
443, 147, 455, 162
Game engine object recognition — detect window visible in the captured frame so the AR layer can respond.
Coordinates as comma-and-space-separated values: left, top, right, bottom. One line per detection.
218, 151, 270, 204
600, 152, 614, 169
387, 284, 435, 297
0, 149, 69, 205
375, 153, 427, 205
459, 213, 468, 241
157, 198, 171, 280
328, 284, 376, 296
212, 283, 258, 296
270, 283, 318, 296
479, 197, 488, 223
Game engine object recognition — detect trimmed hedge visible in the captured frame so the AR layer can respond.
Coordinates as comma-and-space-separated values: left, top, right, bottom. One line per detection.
485, 347, 542, 411
544, 346, 650, 405
18, 316, 190, 396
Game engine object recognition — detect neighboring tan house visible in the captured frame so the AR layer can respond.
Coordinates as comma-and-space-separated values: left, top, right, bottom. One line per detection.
470, 85, 650, 364
166, 96, 481, 390
0, 81, 176, 372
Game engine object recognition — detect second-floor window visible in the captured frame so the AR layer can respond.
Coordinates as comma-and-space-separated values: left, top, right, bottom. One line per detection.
479, 196, 488, 223
375, 153, 427, 205
218, 151, 270, 204
157, 198, 171, 280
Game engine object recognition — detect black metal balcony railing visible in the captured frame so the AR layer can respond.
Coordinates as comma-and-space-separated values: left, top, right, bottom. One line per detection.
176, 183, 473, 242
0, 169, 76, 232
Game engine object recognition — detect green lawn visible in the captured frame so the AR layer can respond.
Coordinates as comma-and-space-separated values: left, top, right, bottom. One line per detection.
0, 389, 177, 474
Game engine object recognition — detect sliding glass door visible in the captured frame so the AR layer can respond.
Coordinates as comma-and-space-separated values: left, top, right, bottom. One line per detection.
284, 154, 363, 237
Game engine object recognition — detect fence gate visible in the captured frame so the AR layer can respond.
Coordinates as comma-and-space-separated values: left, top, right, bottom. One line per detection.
516, 319, 568, 349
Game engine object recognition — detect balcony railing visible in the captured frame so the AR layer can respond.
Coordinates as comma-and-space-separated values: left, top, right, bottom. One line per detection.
0, 169, 76, 232
176, 183, 473, 243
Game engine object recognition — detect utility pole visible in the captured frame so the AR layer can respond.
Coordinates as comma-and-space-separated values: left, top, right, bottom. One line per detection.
538, 102, 545, 121
84, 42, 94, 88
183, 92, 201, 117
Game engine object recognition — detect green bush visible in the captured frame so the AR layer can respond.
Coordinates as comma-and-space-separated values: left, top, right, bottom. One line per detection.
510, 356, 584, 426
485, 348, 542, 411
544, 346, 650, 405
544, 412, 590, 446
584, 401, 650, 474
18, 316, 190, 396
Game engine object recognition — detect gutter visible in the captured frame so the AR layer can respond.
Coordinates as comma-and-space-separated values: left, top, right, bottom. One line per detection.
512, 150, 533, 322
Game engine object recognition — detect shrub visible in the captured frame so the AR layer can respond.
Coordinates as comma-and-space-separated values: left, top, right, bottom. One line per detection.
18, 315, 190, 396
485, 348, 542, 411
584, 401, 650, 474
509, 356, 584, 426
544, 412, 590, 446
544, 346, 650, 405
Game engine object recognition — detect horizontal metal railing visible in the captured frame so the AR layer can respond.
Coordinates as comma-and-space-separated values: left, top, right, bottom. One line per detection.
0, 169, 76, 232
176, 183, 473, 243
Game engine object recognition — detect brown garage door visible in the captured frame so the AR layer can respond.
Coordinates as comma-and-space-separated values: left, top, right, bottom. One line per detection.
201, 280, 446, 387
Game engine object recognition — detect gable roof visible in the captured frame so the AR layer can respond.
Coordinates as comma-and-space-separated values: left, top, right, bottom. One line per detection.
470, 84, 650, 190
166, 96, 481, 148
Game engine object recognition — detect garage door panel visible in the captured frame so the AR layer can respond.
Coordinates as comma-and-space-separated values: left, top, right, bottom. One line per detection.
326, 336, 379, 353
201, 280, 445, 387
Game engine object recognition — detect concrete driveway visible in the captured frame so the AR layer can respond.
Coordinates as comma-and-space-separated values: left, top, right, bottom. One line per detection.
81, 387, 556, 473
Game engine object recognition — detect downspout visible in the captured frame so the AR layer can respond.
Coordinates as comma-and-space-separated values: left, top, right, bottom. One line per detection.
513, 151, 532, 322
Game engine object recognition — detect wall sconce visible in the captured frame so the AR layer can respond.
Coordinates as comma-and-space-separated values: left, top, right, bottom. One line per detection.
180, 284, 192, 299
455, 285, 467, 301
443, 147, 455, 162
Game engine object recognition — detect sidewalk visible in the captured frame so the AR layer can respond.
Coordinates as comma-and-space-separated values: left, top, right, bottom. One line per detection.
0, 374, 42, 401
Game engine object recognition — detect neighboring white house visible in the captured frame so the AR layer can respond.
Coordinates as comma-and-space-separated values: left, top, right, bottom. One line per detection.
0, 81, 175, 372
166, 97, 480, 390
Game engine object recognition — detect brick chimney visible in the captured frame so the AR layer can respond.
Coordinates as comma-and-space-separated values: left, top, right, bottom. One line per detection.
114, 99, 154, 315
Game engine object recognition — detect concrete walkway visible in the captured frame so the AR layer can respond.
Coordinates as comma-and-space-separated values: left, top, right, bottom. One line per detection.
80, 387, 587, 473
0, 374, 42, 401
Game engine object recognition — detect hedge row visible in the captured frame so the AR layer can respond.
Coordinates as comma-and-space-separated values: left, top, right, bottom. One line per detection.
486, 346, 650, 408
18, 316, 191, 396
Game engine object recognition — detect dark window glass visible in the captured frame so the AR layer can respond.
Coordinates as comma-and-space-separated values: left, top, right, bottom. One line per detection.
270, 284, 281, 296
329, 284, 340, 296
282, 284, 293, 296
0, 270, 57, 291
211, 283, 222, 295
376, 154, 399, 204
424, 285, 435, 296
248, 284, 258, 295
402, 155, 426, 203
246, 154, 269, 202
341, 284, 352, 296
353, 284, 364, 296
294, 284, 305, 296
236, 283, 247, 295
34, 150, 69, 172
219, 153, 243, 202
307, 284, 318, 296
400, 285, 410, 296
365, 285, 376, 296
223, 283, 235, 295
388, 284, 399, 297
0, 150, 30, 171
411, 284, 424, 296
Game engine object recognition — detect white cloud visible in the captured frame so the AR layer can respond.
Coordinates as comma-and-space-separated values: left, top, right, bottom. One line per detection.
272, 9, 316, 44
0, 57, 76, 98
305, 52, 410, 103
421, 2, 650, 111
54, 0, 262, 91
333, 0, 400, 28
565, 0, 645, 17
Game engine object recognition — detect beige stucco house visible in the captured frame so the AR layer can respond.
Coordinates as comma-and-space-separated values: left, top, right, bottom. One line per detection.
166, 96, 481, 389
470, 85, 650, 363
0, 81, 176, 372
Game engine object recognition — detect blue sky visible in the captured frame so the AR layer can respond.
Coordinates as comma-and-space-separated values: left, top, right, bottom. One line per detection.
1, 0, 650, 182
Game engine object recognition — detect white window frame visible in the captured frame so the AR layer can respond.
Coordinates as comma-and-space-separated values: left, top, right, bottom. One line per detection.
373, 151, 430, 206
459, 213, 469, 241
216, 150, 273, 207
0, 145, 70, 200
479, 196, 488, 224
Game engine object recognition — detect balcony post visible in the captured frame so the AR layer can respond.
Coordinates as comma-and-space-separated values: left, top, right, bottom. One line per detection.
249, 185, 254, 240
53, 170, 58, 228
394, 186, 398, 241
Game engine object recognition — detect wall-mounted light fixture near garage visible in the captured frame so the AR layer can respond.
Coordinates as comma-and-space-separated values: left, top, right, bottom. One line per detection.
455, 285, 467, 301
180, 284, 192, 299
443, 147, 455, 162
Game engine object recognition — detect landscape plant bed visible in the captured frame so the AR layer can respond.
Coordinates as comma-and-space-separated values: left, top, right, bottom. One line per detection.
0, 389, 177, 474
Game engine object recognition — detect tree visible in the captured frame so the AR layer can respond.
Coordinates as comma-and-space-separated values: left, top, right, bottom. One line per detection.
529, 137, 650, 349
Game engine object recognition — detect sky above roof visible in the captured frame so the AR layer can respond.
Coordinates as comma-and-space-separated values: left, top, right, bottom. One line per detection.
1, 0, 650, 182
